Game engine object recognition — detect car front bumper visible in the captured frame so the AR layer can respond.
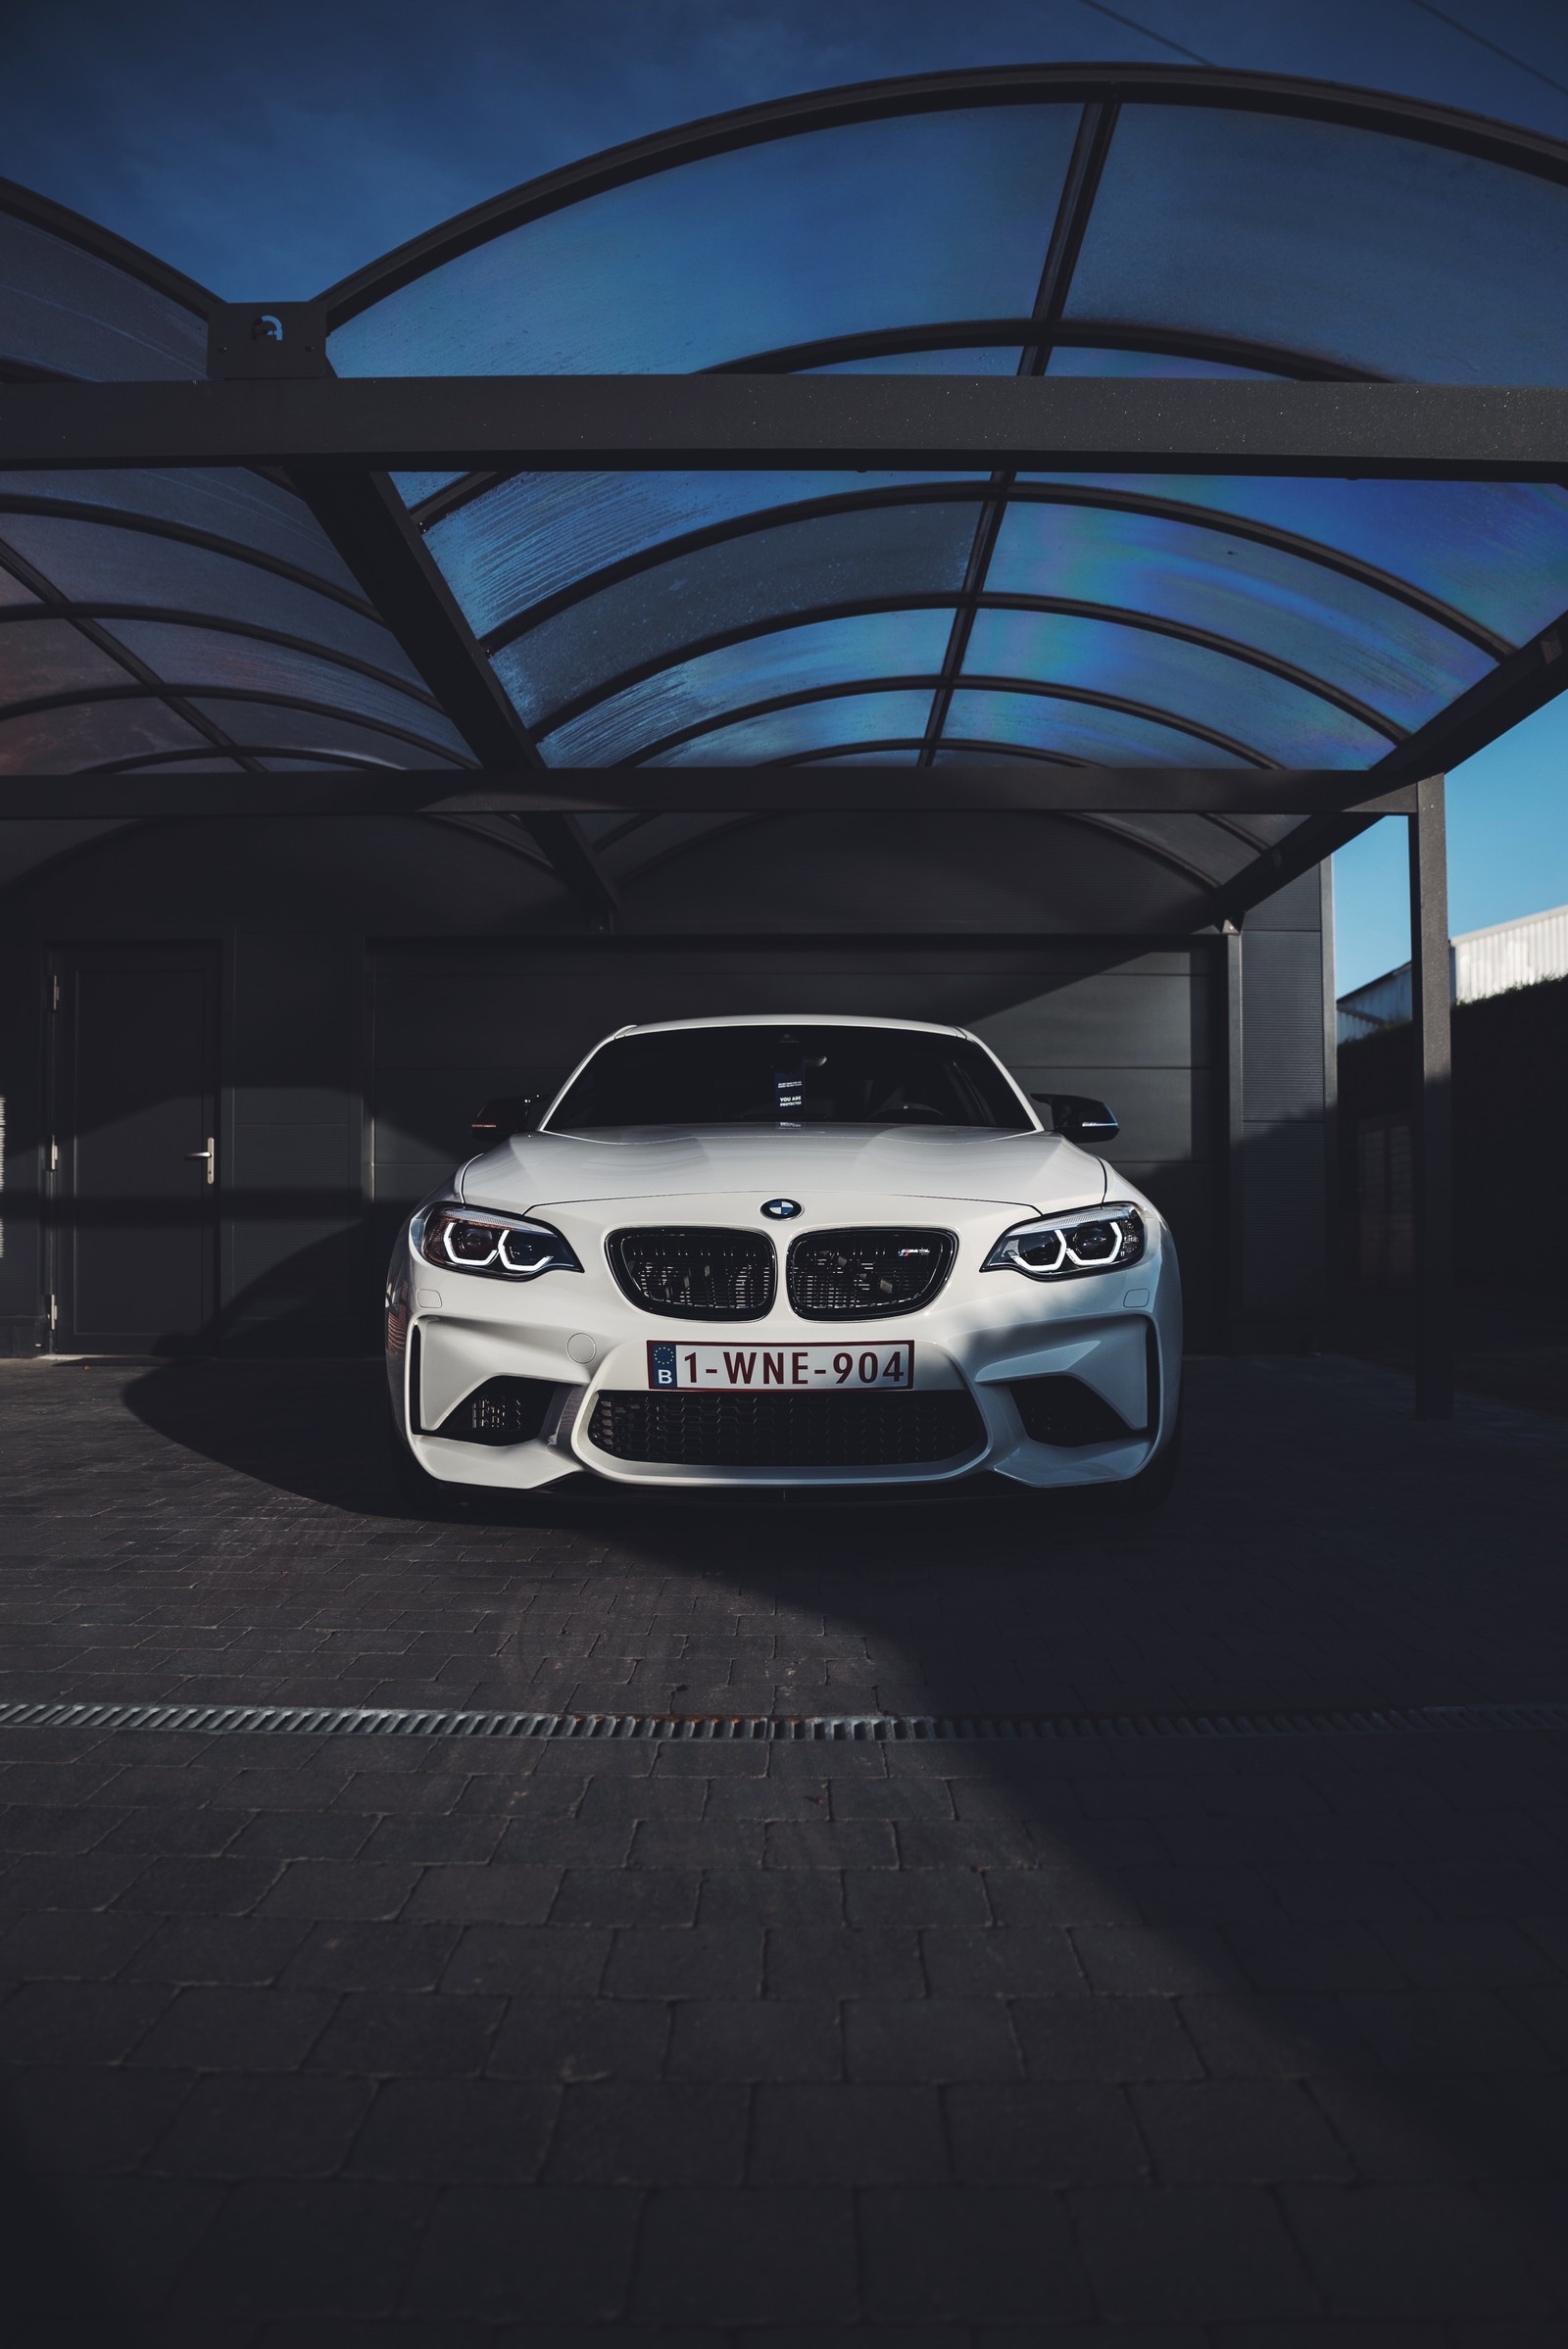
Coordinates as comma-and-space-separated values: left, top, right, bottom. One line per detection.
386, 1192, 1182, 1493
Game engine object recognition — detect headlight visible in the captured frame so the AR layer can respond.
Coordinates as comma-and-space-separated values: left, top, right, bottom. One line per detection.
984, 1202, 1147, 1281
414, 1204, 581, 1282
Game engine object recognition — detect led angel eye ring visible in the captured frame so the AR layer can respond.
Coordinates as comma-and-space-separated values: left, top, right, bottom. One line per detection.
441, 1220, 501, 1268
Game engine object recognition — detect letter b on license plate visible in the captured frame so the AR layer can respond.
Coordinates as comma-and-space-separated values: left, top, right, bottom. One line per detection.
649, 1341, 915, 1390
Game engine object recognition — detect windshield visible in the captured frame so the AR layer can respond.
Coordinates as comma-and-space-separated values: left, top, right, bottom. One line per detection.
545, 1025, 1034, 1132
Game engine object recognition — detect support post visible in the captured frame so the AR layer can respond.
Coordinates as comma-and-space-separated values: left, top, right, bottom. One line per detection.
1220, 922, 1246, 1353
1407, 774, 1453, 1418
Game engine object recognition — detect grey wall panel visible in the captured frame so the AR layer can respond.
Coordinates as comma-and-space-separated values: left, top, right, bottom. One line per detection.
973, 970, 1208, 1071
1234, 874, 1330, 1347
1243, 929, 1332, 1127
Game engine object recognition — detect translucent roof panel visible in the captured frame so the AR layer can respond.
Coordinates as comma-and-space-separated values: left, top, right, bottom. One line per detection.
329, 106, 1081, 377
0, 698, 209, 774
0, 616, 133, 702
0, 513, 420, 679
496, 502, 982, 728
2, 471, 365, 596
100, 621, 468, 757
962, 607, 1392, 767
1023, 475, 1568, 649
943, 688, 1257, 767
986, 500, 1493, 730
808, 346, 1025, 375
1045, 346, 1278, 380
540, 610, 955, 765
644, 690, 938, 765
0, 210, 206, 380
181, 699, 468, 766
1066, 106, 1568, 382
425, 470, 985, 639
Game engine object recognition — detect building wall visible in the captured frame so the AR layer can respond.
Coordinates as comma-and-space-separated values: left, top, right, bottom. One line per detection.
0, 818, 1330, 1359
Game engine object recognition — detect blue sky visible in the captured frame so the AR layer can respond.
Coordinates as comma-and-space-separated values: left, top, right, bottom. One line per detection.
8, 0, 1568, 990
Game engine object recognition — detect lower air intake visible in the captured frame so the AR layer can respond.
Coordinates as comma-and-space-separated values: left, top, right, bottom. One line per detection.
1006, 1374, 1144, 1445
433, 1377, 557, 1444
609, 1227, 775, 1319
787, 1227, 956, 1317
588, 1387, 984, 1468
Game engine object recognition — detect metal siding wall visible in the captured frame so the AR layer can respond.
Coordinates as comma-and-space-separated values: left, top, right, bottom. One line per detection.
1453, 907, 1568, 1000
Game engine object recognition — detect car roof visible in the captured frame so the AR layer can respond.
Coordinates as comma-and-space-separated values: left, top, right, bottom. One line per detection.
611, 1013, 973, 1041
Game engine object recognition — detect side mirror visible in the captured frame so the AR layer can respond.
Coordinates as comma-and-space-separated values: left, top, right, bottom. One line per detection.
1032, 1092, 1119, 1146
471, 1093, 544, 1143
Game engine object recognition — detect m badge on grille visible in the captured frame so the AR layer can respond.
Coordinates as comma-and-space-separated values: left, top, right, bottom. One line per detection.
760, 1198, 802, 1219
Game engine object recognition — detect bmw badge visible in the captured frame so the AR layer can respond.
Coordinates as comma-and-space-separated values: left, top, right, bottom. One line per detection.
760, 1198, 803, 1220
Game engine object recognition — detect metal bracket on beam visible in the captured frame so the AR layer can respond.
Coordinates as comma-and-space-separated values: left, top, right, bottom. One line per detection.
207, 303, 330, 380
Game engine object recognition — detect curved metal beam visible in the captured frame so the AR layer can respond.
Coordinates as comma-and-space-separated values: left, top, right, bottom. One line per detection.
701, 318, 1389, 383
83, 744, 447, 775
318, 64, 1568, 324
477, 478, 1510, 664
525, 592, 1404, 748
605, 795, 1229, 899
770, 735, 1089, 770
612, 671, 1271, 769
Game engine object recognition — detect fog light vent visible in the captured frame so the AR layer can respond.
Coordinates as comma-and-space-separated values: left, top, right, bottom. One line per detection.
1006, 1374, 1143, 1446
433, 1377, 557, 1445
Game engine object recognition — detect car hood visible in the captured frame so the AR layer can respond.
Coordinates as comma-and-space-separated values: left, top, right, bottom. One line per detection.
458, 1125, 1107, 1216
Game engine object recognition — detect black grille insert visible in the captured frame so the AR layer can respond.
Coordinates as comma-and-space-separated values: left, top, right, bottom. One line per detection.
589, 1387, 984, 1468
434, 1377, 558, 1445
1007, 1374, 1144, 1446
786, 1227, 956, 1319
609, 1226, 775, 1320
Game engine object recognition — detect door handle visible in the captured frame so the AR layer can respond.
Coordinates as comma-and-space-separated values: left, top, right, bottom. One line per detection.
184, 1138, 216, 1186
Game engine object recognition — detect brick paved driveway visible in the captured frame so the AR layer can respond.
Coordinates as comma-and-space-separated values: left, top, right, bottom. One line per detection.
1, 1352, 1567, 2344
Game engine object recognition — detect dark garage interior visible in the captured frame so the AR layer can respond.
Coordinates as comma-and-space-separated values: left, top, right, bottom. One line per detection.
3, 48, 1568, 2339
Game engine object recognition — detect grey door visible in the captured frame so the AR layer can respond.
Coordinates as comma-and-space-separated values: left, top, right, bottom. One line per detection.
49, 943, 220, 1352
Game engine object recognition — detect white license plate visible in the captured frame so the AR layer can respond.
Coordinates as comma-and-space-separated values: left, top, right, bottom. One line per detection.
648, 1340, 915, 1391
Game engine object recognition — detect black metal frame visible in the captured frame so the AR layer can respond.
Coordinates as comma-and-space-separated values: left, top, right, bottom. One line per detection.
1408, 774, 1453, 1420
7, 62, 1565, 1413
0, 766, 1420, 818
9, 376, 1568, 478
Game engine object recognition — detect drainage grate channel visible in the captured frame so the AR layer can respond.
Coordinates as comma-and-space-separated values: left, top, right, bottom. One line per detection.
1, 1697, 1567, 1743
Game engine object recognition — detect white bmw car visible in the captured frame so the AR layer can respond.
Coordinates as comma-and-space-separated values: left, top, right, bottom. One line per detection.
385, 1015, 1181, 1507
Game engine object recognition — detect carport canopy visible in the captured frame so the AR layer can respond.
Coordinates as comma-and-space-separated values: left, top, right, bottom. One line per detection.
3, 64, 1568, 933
